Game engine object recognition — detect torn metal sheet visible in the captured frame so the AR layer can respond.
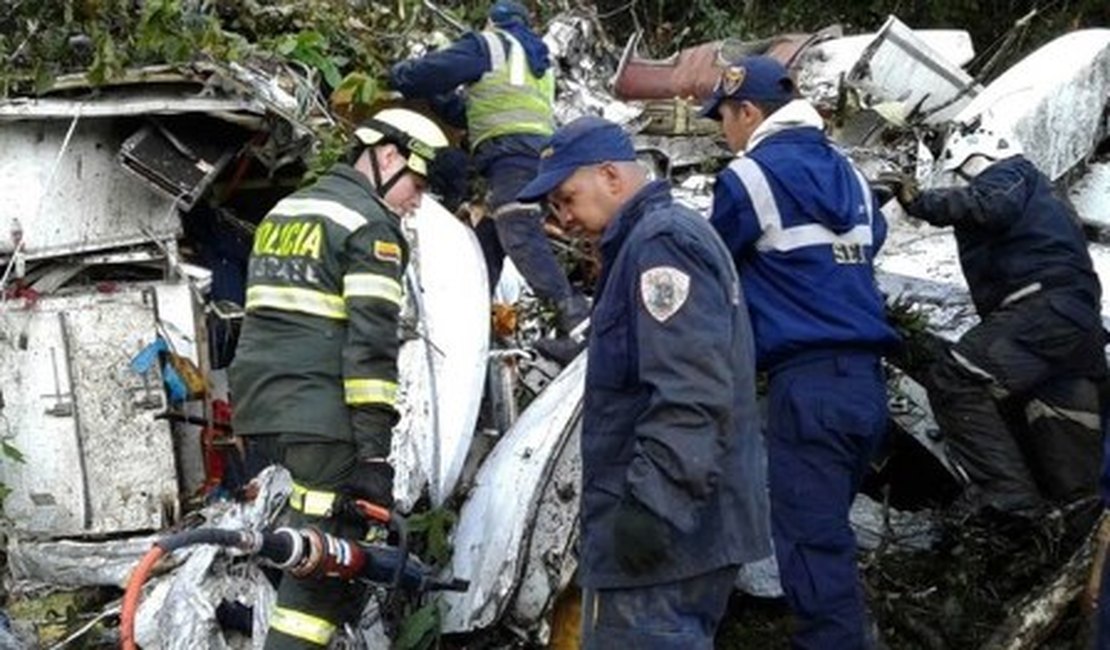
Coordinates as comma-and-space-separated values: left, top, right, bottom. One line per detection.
1069, 160, 1110, 233
393, 266, 436, 513
636, 99, 719, 136
0, 119, 181, 261
392, 197, 489, 509
8, 535, 162, 589
886, 366, 967, 482
611, 30, 834, 102
673, 174, 717, 215
0, 283, 188, 536
846, 16, 979, 124
439, 352, 586, 634
633, 135, 729, 170
4, 62, 320, 132
118, 122, 240, 211
954, 29, 1110, 181
797, 28, 974, 94
796, 26, 974, 111
850, 494, 940, 552
1088, 246, 1110, 321
736, 555, 782, 599
506, 418, 581, 642
545, 14, 642, 126
0, 90, 263, 122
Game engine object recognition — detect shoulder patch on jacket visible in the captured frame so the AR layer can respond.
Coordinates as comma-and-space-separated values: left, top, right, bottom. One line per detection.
640, 266, 690, 323
373, 240, 402, 265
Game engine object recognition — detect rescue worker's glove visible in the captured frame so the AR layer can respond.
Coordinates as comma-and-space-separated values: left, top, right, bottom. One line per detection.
612, 498, 671, 575
874, 171, 921, 209
343, 459, 396, 510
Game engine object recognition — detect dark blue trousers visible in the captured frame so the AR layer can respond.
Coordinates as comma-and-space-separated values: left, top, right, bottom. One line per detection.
767, 350, 888, 649
478, 154, 576, 304
581, 565, 738, 650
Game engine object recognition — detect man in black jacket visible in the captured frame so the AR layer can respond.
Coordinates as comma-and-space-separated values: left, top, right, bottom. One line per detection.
891, 121, 1105, 524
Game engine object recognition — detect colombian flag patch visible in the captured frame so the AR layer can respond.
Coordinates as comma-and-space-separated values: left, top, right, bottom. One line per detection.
374, 240, 402, 264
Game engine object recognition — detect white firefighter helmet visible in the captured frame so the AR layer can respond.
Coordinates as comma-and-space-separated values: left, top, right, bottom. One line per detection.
354, 108, 449, 177
938, 120, 1024, 179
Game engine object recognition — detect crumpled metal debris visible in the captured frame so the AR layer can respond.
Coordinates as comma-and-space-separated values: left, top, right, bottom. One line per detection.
439, 353, 587, 635
133, 465, 291, 650
544, 14, 642, 126
851, 494, 942, 552
672, 174, 717, 215
634, 135, 730, 171
9, 535, 164, 590
736, 555, 784, 599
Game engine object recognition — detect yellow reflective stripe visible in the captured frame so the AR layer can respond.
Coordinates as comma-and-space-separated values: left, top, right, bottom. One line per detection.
289, 481, 337, 517
269, 197, 367, 232
246, 286, 347, 320
269, 607, 336, 646
342, 273, 403, 305
344, 378, 398, 406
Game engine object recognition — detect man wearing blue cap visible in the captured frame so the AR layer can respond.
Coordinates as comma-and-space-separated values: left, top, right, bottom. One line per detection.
703, 56, 899, 649
390, 1, 589, 340
518, 116, 771, 648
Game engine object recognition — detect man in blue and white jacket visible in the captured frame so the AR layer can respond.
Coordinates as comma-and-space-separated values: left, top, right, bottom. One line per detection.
704, 56, 900, 649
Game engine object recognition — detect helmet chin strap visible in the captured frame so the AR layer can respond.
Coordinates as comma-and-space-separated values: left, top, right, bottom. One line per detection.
368, 147, 407, 200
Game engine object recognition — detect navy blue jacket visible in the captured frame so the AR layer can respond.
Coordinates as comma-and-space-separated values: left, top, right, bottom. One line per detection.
580, 180, 771, 589
906, 156, 1100, 316
711, 124, 899, 370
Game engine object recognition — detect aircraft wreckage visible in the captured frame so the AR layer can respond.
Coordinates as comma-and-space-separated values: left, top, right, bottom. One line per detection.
0, 10, 1108, 649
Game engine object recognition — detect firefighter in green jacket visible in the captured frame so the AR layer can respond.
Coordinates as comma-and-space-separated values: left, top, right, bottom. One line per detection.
229, 107, 449, 648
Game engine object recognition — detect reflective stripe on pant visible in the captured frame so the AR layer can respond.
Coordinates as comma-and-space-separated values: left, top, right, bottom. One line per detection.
269, 607, 336, 646
1020, 376, 1101, 503
580, 565, 738, 650
767, 351, 887, 650
250, 435, 370, 650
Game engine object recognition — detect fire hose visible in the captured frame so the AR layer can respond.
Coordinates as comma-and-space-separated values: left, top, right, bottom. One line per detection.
119, 504, 468, 650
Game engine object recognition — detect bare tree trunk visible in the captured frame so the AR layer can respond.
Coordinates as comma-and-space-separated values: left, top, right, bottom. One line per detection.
980, 518, 1105, 650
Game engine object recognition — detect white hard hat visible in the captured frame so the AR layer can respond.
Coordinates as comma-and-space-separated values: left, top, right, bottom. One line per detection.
938, 120, 1023, 178
354, 108, 449, 176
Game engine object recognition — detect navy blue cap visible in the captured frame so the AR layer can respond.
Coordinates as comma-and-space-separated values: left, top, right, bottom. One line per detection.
489, 0, 530, 26
700, 55, 795, 121
517, 116, 636, 202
